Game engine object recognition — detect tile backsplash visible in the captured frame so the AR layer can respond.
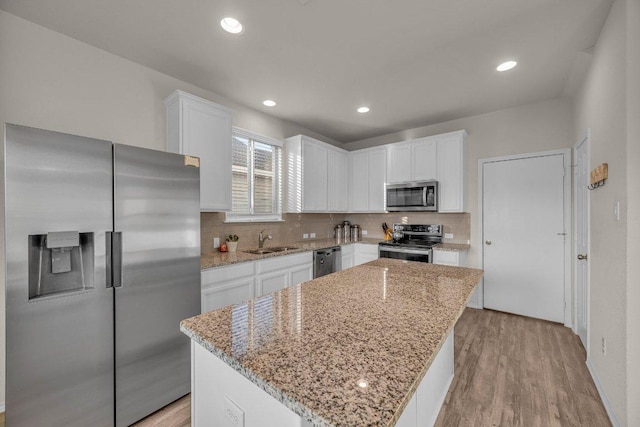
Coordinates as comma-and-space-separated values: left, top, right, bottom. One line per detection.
201, 212, 470, 253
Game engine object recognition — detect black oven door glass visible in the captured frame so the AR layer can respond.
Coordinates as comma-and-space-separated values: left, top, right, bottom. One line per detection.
379, 249, 431, 263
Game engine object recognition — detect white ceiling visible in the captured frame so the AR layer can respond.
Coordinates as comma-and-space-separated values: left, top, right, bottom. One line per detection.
0, 0, 612, 143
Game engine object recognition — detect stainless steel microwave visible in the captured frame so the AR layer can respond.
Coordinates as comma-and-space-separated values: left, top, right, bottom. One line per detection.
385, 181, 438, 212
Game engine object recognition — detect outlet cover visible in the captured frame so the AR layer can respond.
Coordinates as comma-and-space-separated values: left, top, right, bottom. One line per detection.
362, 230, 368, 235
213, 237, 220, 249
444, 233, 454, 239
310, 232, 316, 238
224, 396, 244, 427
303, 233, 309, 239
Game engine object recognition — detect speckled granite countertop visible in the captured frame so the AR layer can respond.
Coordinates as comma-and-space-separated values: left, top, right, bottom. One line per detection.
182, 258, 483, 427
201, 237, 382, 270
433, 243, 470, 252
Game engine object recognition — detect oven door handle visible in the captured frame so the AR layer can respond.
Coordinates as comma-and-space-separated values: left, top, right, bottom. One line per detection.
379, 246, 432, 255
423, 187, 427, 207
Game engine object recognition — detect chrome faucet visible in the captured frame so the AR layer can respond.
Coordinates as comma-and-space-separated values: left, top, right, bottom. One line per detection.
258, 229, 272, 248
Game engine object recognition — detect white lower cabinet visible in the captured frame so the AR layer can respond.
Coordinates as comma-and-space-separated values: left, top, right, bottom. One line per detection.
289, 262, 313, 287
256, 270, 289, 296
353, 243, 379, 267
433, 249, 479, 308
341, 244, 355, 270
432, 249, 466, 267
201, 252, 313, 311
201, 263, 255, 313
256, 252, 313, 296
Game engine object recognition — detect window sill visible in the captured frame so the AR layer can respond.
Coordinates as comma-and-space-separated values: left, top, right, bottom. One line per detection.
224, 217, 285, 224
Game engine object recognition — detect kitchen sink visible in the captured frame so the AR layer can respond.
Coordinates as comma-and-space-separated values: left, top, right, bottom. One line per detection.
268, 246, 300, 252
243, 249, 275, 254
243, 246, 300, 255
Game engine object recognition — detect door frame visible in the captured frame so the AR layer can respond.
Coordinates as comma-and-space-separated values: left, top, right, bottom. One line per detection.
478, 148, 572, 326
573, 130, 591, 354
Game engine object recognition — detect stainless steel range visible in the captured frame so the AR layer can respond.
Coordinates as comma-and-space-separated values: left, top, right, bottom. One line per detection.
378, 224, 443, 263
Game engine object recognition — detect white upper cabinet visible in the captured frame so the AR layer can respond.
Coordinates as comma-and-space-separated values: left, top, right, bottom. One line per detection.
327, 148, 348, 212
302, 139, 328, 211
387, 138, 437, 184
412, 138, 438, 181
387, 143, 412, 183
349, 147, 387, 212
164, 90, 233, 211
436, 131, 467, 212
285, 135, 348, 213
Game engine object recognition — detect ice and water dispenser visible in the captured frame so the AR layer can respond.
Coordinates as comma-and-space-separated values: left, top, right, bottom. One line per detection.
28, 231, 95, 300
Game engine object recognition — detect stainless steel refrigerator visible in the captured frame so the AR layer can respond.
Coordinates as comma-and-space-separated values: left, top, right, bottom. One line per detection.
4, 124, 201, 426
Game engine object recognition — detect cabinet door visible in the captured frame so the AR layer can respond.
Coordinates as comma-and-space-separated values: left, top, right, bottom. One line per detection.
368, 149, 387, 212
302, 140, 328, 211
256, 270, 289, 296
201, 278, 254, 313
289, 264, 313, 287
437, 135, 465, 212
387, 143, 412, 184
170, 93, 232, 211
353, 244, 379, 266
433, 250, 460, 266
350, 151, 370, 211
412, 139, 437, 181
328, 149, 348, 212
342, 254, 355, 270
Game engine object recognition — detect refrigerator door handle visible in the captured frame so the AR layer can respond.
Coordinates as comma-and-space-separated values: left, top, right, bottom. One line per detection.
106, 232, 112, 288
106, 231, 123, 288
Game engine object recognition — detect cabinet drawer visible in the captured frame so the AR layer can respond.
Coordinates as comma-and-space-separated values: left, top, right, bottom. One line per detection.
256, 251, 313, 274
355, 243, 379, 257
433, 250, 460, 266
202, 262, 255, 288
201, 277, 254, 313
340, 243, 355, 255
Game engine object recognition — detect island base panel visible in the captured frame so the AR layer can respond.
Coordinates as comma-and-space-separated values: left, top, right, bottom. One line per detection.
190, 329, 453, 427
192, 342, 309, 427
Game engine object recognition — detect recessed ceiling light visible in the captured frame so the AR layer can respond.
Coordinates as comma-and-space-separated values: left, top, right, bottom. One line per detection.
263, 100, 276, 107
220, 17, 243, 34
357, 107, 370, 113
496, 60, 517, 72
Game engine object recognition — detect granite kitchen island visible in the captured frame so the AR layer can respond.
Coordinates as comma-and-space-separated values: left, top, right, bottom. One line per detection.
181, 258, 483, 427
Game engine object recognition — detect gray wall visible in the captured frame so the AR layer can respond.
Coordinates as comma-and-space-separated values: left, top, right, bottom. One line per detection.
0, 10, 339, 405
346, 97, 575, 272
625, 1, 640, 425
574, 0, 638, 424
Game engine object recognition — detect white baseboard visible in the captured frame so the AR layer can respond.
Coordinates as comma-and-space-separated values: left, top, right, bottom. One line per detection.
586, 358, 621, 427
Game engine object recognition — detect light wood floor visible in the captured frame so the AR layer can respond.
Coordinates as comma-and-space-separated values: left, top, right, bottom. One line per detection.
434, 308, 611, 427
0, 308, 611, 427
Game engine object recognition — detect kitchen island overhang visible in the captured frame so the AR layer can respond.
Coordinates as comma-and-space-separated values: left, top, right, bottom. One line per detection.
181, 258, 483, 426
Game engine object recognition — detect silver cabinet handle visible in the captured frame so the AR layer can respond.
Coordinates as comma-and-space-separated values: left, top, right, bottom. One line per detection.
577, 254, 588, 260
485, 240, 492, 245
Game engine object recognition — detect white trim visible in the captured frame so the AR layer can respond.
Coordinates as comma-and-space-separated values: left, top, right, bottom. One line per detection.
232, 126, 284, 148
478, 148, 572, 325
573, 129, 591, 355
224, 217, 285, 223
586, 358, 621, 427
0, 402, 4, 412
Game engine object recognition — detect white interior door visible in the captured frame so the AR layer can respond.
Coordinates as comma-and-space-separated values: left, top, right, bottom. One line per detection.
483, 153, 566, 322
575, 137, 590, 349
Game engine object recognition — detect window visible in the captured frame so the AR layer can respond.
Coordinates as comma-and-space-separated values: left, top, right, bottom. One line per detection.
226, 128, 283, 222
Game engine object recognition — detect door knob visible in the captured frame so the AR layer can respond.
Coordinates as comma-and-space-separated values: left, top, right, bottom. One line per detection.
485, 240, 492, 245
577, 254, 588, 260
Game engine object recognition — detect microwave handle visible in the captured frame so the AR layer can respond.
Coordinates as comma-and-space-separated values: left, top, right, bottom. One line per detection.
423, 187, 427, 206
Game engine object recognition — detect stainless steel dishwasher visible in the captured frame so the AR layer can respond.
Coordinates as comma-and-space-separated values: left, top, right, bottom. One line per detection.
313, 246, 342, 278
